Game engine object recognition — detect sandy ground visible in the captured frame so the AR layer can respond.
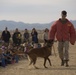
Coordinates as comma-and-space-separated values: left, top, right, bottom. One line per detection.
0, 42, 76, 75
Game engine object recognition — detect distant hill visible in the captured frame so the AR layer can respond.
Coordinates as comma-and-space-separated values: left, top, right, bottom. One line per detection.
0, 20, 76, 30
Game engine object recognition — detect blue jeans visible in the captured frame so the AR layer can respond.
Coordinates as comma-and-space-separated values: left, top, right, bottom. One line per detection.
15, 55, 19, 63
1, 58, 6, 67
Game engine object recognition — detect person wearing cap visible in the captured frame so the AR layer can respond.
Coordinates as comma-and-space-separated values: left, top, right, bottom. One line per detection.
48, 10, 76, 67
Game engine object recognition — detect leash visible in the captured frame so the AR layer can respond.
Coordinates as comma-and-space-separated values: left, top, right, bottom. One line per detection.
52, 44, 57, 57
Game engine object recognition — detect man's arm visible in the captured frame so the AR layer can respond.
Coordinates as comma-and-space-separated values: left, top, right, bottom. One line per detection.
69, 23, 76, 45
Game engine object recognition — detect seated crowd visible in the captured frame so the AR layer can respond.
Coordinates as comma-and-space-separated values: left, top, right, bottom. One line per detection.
0, 41, 42, 67
0, 27, 48, 67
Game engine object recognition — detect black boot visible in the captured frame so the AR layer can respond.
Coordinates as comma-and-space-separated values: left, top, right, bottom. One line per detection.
61, 59, 64, 66
65, 60, 69, 67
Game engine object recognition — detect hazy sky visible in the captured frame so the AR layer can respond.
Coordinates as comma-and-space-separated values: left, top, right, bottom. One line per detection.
0, 0, 76, 23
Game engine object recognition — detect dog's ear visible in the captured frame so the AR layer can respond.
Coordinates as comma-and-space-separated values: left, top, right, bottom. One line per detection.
48, 40, 54, 46
46, 39, 54, 44
45, 40, 49, 43
46, 40, 54, 47
48, 39, 54, 43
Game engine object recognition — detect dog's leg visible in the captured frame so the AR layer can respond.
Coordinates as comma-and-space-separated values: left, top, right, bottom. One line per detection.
28, 60, 33, 69
29, 60, 33, 65
33, 58, 39, 69
47, 57, 52, 66
44, 58, 48, 68
27, 56, 33, 69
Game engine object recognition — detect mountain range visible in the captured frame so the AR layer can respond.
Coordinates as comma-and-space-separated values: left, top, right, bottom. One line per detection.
0, 20, 76, 30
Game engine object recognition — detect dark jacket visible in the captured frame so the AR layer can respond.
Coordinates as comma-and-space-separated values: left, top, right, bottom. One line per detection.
31, 32, 38, 43
12, 32, 21, 45
2, 31, 11, 43
24, 33, 29, 39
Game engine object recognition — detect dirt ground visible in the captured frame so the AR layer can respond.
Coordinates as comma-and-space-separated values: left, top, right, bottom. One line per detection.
0, 42, 76, 75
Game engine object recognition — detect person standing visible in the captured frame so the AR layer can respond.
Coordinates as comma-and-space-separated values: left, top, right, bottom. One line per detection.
48, 10, 76, 67
31, 28, 38, 48
1, 27, 11, 44
12, 28, 22, 46
23, 29, 29, 43
43, 28, 49, 44
31, 28, 38, 44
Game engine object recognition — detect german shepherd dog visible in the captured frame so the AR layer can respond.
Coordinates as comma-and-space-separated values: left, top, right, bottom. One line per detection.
27, 40, 54, 69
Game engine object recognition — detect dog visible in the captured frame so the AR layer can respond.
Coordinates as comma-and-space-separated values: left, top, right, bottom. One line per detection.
26, 40, 54, 69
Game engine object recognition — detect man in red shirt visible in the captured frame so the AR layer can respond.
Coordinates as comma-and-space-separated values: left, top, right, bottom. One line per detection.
49, 10, 76, 67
